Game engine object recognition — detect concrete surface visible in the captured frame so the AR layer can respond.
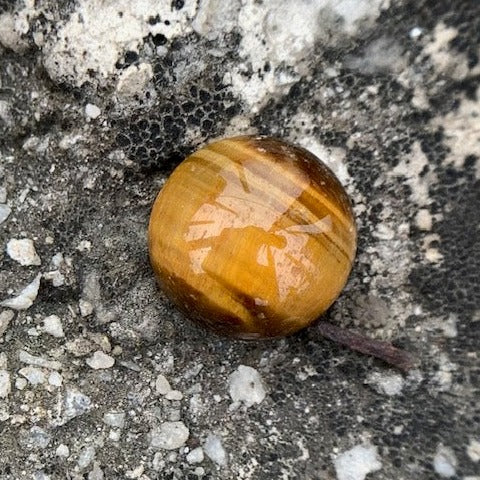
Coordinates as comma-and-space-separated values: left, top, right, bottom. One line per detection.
0, 0, 478, 479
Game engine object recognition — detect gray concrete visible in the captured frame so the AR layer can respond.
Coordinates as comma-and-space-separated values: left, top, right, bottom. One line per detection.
0, 1, 478, 478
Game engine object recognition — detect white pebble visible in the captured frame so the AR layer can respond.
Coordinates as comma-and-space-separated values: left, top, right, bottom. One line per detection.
85, 103, 101, 119
186, 447, 204, 464
334, 443, 382, 480
0, 352, 6, 369
19, 366, 46, 385
0, 370, 11, 398
109, 429, 121, 442
155, 374, 172, 395
409, 27, 423, 39
0, 204, 11, 224
6, 238, 41, 266
27, 426, 51, 449
86, 351, 115, 369
228, 365, 266, 407
18, 350, 61, 370
79, 299, 94, 317
89, 462, 104, 480
433, 445, 457, 477
415, 208, 432, 231
365, 372, 404, 396
42, 315, 64, 338
203, 434, 227, 466
62, 388, 92, 423
56, 444, 70, 457
1, 274, 41, 310
165, 390, 183, 401
103, 411, 126, 429
48, 371, 63, 387
15, 377, 27, 390
467, 439, 480, 463
150, 421, 189, 450
77, 445, 96, 470
0, 309, 14, 337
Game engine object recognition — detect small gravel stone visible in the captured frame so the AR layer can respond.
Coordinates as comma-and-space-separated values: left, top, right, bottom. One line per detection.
228, 365, 266, 407
48, 371, 63, 387
433, 445, 457, 477
19, 366, 46, 385
79, 299, 94, 317
150, 421, 189, 450
25, 426, 51, 449
86, 350, 115, 369
0, 370, 11, 398
0, 204, 11, 224
0, 310, 14, 337
42, 315, 64, 338
18, 350, 62, 370
186, 447, 204, 464
56, 444, 70, 457
165, 390, 183, 401
15, 377, 27, 390
1, 274, 41, 310
103, 411, 126, 429
62, 388, 92, 423
85, 103, 101, 119
0, 352, 7, 368
204, 434, 228, 466
334, 443, 382, 480
467, 439, 480, 462
155, 374, 172, 395
365, 372, 404, 396
6, 238, 41, 266
88, 462, 104, 480
109, 429, 121, 442
77, 445, 96, 470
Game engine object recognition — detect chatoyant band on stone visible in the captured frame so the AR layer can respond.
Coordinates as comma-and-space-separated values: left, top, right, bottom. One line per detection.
148, 135, 416, 371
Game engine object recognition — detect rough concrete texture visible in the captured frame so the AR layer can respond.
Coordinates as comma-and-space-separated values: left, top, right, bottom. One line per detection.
0, 0, 479, 479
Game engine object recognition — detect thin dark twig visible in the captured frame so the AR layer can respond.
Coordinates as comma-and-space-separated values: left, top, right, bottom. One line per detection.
317, 321, 417, 372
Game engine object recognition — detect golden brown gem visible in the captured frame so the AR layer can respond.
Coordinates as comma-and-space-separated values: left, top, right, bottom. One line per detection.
148, 135, 357, 338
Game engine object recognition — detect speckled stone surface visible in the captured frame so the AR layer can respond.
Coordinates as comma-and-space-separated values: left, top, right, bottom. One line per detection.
0, 1, 478, 479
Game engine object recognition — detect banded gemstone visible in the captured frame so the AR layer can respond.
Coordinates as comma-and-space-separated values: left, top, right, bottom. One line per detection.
148, 136, 357, 338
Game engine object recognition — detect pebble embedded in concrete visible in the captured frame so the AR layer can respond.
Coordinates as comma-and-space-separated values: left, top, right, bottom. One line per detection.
365, 372, 404, 396
228, 365, 266, 407
0, 370, 11, 398
103, 411, 126, 429
467, 439, 480, 463
334, 443, 382, 480
19, 366, 46, 385
0, 204, 11, 224
165, 390, 183, 401
18, 350, 62, 370
86, 350, 115, 369
42, 315, 65, 338
203, 434, 228, 466
85, 103, 101, 119
155, 374, 172, 395
150, 421, 189, 450
77, 445, 96, 470
6, 238, 41, 266
62, 388, 92, 423
186, 447, 204, 464
0, 310, 14, 337
1, 274, 42, 310
433, 445, 457, 478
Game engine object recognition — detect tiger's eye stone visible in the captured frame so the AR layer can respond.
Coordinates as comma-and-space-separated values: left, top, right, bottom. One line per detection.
148, 136, 357, 338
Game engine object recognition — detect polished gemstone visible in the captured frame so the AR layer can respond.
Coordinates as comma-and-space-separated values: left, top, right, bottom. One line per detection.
148, 136, 357, 338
